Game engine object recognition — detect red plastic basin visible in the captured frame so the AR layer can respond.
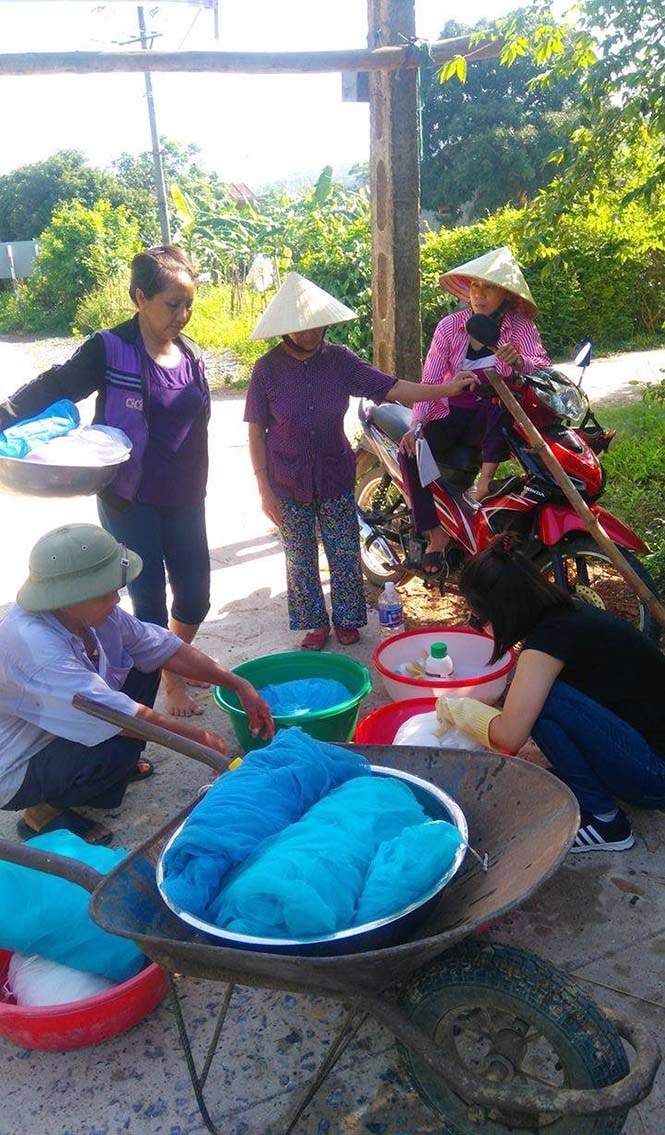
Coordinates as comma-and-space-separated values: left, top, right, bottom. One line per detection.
354, 697, 438, 745
0, 949, 168, 1051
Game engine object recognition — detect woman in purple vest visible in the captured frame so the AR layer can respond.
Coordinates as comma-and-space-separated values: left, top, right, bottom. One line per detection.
0, 246, 211, 718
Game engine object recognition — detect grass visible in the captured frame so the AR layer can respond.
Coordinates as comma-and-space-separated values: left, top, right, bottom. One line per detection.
186, 286, 267, 377
598, 394, 665, 586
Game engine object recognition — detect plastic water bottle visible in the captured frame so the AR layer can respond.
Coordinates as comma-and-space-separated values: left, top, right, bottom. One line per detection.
378, 581, 405, 639
425, 641, 455, 678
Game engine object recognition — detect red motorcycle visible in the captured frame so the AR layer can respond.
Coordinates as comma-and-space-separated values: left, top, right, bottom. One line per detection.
356, 339, 661, 639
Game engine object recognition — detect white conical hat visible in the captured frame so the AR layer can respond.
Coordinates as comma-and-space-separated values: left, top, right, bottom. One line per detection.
249, 272, 357, 340
439, 246, 538, 317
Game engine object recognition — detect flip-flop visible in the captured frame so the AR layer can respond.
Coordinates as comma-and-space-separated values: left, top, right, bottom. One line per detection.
128, 757, 154, 783
16, 810, 113, 846
334, 626, 360, 645
300, 627, 331, 651
422, 551, 446, 577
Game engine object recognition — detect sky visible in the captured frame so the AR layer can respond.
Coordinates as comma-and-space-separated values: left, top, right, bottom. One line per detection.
0, 1, 512, 185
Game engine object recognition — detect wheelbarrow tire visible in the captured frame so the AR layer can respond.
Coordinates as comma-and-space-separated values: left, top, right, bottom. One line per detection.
396, 939, 629, 1134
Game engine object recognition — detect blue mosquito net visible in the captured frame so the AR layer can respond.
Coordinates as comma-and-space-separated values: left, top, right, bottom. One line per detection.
0, 399, 79, 459
0, 831, 144, 982
258, 678, 350, 716
212, 777, 463, 939
160, 728, 370, 921
162, 729, 465, 941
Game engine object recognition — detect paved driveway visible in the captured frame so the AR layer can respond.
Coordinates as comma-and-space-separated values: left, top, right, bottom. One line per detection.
0, 337, 664, 1135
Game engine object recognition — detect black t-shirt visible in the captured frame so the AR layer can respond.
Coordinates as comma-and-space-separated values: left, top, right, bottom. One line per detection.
524, 602, 665, 755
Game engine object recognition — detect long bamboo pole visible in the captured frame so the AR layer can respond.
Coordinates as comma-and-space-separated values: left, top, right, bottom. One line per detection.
0, 36, 500, 78
485, 371, 665, 631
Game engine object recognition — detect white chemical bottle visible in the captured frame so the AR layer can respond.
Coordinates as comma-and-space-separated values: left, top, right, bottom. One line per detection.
378, 581, 405, 638
425, 641, 454, 678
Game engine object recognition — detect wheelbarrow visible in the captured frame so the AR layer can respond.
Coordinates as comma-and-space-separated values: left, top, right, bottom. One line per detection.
0, 721, 660, 1134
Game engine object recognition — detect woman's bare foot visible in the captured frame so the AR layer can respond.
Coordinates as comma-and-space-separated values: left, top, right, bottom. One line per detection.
163, 675, 205, 717
186, 679, 211, 689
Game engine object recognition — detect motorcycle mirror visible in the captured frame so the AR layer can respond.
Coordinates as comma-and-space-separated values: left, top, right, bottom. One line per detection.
465, 313, 501, 348
574, 341, 592, 369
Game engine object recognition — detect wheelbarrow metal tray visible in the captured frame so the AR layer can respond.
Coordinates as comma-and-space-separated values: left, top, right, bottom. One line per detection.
89, 747, 579, 997
155, 766, 469, 955
0, 454, 129, 497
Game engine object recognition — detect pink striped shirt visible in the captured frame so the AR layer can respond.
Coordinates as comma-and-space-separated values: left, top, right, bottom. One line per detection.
411, 308, 551, 426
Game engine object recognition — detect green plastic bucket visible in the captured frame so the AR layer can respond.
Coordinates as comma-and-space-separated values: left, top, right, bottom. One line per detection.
213, 650, 372, 752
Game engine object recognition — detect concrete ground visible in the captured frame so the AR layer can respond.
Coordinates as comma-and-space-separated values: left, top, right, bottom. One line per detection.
0, 339, 664, 1135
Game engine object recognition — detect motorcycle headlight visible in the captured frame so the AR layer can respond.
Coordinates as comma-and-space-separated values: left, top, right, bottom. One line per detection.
528, 369, 587, 424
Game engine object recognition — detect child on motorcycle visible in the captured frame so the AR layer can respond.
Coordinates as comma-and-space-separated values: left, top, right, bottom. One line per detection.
398, 247, 550, 575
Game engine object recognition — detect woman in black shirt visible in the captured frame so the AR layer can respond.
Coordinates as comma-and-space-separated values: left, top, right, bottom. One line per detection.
438, 535, 665, 853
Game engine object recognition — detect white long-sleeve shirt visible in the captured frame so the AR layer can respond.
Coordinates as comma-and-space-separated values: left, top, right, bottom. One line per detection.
0, 604, 181, 805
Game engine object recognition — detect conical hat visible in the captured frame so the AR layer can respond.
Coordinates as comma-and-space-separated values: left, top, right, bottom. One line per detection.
440, 246, 538, 317
249, 272, 357, 340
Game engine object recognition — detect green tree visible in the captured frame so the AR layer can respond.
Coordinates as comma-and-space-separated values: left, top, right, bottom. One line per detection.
422, 18, 582, 223
21, 199, 140, 332
0, 151, 121, 242
495, 0, 665, 205
112, 138, 231, 245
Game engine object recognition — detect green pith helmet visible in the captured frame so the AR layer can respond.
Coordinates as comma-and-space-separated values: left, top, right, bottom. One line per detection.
17, 524, 142, 612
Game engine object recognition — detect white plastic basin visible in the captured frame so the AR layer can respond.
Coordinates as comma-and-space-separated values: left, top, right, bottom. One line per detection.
373, 627, 515, 705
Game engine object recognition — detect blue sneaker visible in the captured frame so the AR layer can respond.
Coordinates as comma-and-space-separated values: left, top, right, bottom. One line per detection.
571, 810, 634, 853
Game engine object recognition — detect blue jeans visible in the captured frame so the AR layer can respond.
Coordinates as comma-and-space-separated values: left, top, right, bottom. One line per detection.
98, 496, 210, 628
531, 680, 665, 813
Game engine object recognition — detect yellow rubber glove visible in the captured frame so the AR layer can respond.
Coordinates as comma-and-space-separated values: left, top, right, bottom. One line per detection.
436, 695, 501, 751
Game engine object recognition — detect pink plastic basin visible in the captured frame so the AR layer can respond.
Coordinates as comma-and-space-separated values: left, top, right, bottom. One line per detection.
0, 950, 168, 1051
373, 627, 514, 705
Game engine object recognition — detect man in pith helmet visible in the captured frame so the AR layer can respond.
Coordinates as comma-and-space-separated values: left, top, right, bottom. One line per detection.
0, 524, 273, 844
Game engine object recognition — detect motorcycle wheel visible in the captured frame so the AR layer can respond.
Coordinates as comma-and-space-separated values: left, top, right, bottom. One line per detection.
355, 467, 409, 587
534, 534, 661, 643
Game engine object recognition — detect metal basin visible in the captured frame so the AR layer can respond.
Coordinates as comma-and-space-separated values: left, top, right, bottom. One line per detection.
156, 766, 468, 957
0, 454, 129, 497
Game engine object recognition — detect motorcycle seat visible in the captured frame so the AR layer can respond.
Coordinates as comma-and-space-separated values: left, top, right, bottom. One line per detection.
369, 402, 411, 442
368, 403, 480, 474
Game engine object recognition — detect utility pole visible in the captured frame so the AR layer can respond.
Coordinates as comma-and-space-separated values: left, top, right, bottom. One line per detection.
137, 7, 171, 244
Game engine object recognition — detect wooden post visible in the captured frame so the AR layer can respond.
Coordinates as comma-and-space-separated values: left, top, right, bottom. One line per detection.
367, 0, 422, 381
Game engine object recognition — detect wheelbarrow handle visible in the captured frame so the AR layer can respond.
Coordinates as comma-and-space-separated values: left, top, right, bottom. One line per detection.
0, 838, 102, 893
367, 995, 661, 1117
72, 694, 230, 773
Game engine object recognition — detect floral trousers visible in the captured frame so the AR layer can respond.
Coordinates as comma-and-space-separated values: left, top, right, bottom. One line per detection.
279, 491, 367, 631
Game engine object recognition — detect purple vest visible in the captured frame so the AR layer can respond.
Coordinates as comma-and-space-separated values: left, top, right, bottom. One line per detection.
98, 329, 209, 501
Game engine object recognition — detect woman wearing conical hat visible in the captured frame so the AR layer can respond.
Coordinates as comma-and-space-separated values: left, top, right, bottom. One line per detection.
398, 247, 551, 575
245, 272, 477, 650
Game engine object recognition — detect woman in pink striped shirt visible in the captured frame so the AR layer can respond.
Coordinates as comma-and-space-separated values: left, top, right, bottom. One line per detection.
398, 247, 550, 573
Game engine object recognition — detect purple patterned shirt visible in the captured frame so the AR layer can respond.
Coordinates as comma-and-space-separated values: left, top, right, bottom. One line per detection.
244, 342, 395, 502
